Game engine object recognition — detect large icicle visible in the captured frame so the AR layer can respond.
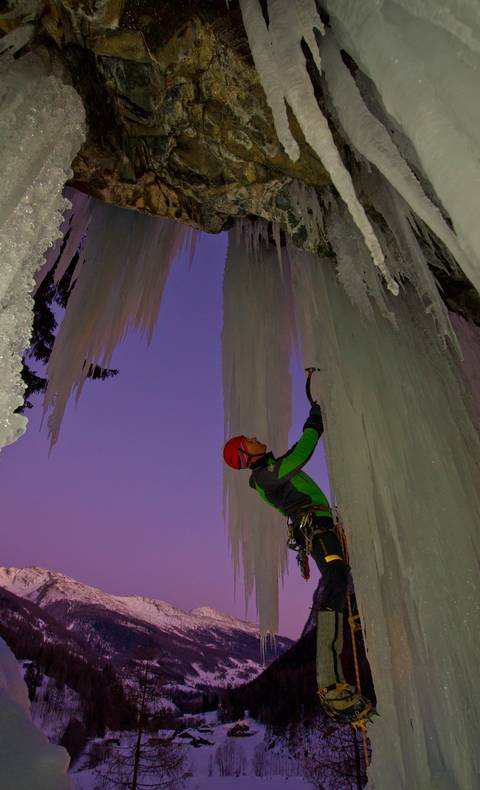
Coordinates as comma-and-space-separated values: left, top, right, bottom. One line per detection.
34, 187, 94, 293
323, 0, 480, 296
290, 243, 480, 790
0, 53, 85, 449
320, 32, 469, 276
0, 637, 72, 790
238, 0, 399, 295
43, 198, 197, 447
222, 227, 293, 637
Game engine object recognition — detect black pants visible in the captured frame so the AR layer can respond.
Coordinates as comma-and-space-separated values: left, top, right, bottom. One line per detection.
292, 515, 349, 612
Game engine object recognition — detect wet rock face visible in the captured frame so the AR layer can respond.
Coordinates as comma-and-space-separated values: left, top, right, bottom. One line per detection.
34, 0, 328, 233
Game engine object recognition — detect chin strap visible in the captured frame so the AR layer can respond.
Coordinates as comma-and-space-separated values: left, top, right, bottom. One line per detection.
244, 450, 267, 467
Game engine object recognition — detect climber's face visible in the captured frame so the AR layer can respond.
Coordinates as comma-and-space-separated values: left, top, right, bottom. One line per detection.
244, 437, 267, 457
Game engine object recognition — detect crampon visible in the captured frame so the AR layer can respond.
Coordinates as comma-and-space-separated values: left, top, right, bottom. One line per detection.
318, 682, 377, 728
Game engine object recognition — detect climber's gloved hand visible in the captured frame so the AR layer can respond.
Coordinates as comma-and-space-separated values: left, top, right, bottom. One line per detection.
303, 402, 324, 434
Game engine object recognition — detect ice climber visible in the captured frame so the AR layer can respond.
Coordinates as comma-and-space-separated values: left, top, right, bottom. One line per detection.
223, 403, 373, 725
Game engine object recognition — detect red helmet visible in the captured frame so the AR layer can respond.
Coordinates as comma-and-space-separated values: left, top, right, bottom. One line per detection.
223, 435, 250, 470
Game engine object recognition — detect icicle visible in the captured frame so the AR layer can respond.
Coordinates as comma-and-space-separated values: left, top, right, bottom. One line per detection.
323, 0, 480, 296
222, 228, 293, 638
322, 192, 391, 322
0, 52, 85, 449
34, 187, 93, 293
0, 637, 72, 789
43, 199, 197, 447
288, 180, 326, 252
320, 33, 470, 278
290, 245, 480, 790
238, 0, 399, 295
233, 216, 271, 262
353, 166, 460, 347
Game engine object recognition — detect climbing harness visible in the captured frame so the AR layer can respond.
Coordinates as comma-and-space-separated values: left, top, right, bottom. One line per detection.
287, 505, 338, 580
286, 516, 311, 579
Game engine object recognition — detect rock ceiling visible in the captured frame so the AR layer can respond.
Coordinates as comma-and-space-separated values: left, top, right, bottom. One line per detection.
1, 0, 479, 321
11, 0, 330, 239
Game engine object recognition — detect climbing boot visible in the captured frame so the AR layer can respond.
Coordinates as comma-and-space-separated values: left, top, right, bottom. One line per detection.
318, 682, 376, 726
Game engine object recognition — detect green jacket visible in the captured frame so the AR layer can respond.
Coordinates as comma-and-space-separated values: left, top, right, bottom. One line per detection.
249, 409, 332, 519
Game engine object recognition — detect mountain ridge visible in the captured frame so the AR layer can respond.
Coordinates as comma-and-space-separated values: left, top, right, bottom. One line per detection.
0, 566, 293, 693
0, 566, 260, 637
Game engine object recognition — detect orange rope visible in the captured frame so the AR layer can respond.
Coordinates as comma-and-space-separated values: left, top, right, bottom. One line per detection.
347, 593, 363, 698
336, 514, 370, 771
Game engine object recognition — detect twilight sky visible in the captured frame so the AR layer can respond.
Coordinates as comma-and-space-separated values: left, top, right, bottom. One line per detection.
0, 231, 331, 639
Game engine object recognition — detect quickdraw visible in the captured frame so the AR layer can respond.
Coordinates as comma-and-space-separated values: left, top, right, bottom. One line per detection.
287, 522, 311, 579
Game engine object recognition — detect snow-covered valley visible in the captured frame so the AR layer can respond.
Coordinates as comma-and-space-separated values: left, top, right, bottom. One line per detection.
0, 567, 368, 788
71, 712, 316, 790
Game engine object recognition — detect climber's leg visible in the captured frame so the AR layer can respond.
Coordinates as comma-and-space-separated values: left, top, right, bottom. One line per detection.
311, 527, 375, 724
316, 608, 344, 690
311, 527, 349, 612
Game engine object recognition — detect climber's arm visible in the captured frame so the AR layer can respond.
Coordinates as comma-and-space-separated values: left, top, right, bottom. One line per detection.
277, 405, 323, 479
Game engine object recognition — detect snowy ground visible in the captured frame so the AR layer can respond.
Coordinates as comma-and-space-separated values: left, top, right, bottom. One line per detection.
71, 711, 314, 790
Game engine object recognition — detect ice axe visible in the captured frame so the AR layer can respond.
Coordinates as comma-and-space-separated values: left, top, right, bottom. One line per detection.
305, 367, 320, 406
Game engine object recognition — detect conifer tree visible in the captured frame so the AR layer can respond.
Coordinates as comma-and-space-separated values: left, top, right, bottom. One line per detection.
19, 243, 118, 412
94, 661, 188, 790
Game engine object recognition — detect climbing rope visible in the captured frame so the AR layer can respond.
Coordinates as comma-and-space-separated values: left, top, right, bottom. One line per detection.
302, 368, 371, 773
335, 509, 371, 773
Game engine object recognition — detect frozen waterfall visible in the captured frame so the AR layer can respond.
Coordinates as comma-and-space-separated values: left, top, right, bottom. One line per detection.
2, 3, 480, 787
223, 2, 480, 780
290, 239, 480, 790
224, 176, 480, 785
238, 0, 399, 296
323, 0, 480, 296
223, 224, 293, 637
42, 198, 197, 447
0, 51, 85, 449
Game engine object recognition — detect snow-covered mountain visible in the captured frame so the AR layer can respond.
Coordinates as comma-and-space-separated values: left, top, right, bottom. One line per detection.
0, 567, 292, 690
0, 567, 258, 634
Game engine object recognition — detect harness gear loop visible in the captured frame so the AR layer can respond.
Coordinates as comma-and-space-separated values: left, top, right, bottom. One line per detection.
297, 508, 336, 555
287, 522, 310, 580
287, 505, 342, 583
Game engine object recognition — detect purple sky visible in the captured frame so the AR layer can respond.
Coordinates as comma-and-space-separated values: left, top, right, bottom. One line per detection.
0, 231, 331, 639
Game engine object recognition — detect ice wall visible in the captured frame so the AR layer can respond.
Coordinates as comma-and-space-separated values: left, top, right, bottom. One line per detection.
448, 311, 480, 422
0, 637, 72, 790
0, 50, 85, 449
222, 227, 293, 636
323, 0, 480, 296
289, 240, 480, 789
319, 31, 468, 275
